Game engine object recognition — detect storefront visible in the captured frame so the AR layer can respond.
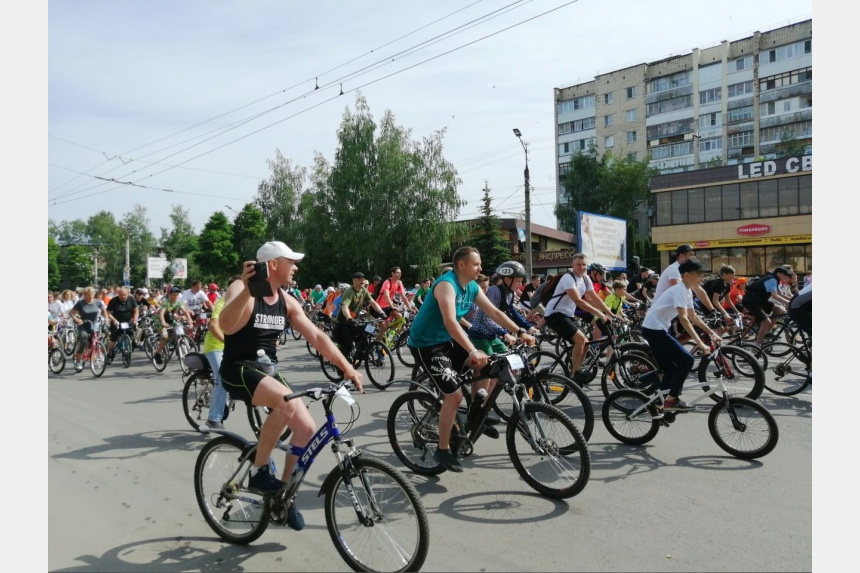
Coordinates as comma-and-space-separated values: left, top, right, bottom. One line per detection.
650, 155, 812, 276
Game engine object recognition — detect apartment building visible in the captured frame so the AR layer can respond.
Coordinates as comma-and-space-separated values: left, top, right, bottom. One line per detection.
553, 18, 812, 265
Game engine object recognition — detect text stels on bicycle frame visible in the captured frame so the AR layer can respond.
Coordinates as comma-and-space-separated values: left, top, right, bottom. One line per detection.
289, 387, 354, 472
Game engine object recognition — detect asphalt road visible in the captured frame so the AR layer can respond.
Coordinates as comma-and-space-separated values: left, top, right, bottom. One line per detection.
48, 336, 812, 572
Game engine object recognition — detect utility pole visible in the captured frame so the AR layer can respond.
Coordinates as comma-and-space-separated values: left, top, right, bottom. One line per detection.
513, 128, 533, 277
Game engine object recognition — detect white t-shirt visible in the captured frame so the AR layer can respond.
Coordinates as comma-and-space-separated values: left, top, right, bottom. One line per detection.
181, 289, 209, 314
643, 282, 694, 331
653, 261, 681, 302
544, 272, 594, 318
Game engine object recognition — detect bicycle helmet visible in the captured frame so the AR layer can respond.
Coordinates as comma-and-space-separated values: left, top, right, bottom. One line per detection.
589, 263, 607, 274
495, 260, 527, 279
338, 283, 350, 291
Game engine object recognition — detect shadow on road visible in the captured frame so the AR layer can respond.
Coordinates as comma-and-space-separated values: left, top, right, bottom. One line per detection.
435, 490, 571, 524
52, 430, 204, 461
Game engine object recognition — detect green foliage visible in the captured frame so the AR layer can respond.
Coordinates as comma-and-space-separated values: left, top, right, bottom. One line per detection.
775, 132, 808, 158
256, 149, 305, 248
59, 245, 94, 289
233, 203, 267, 263
160, 205, 198, 279
120, 205, 158, 287
87, 211, 125, 285
197, 211, 240, 282
48, 235, 62, 290
468, 182, 509, 272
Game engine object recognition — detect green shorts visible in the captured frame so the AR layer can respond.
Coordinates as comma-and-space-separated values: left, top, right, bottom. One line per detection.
470, 337, 508, 355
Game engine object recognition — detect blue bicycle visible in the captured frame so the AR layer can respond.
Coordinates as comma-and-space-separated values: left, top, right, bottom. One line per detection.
194, 378, 430, 572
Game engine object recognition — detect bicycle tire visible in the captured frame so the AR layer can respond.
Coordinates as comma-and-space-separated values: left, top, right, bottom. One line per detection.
600, 353, 661, 400
152, 342, 169, 372
763, 349, 811, 396
90, 342, 107, 377
319, 354, 345, 382
387, 390, 446, 476
119, 334, 133, 368
735, 341, 768, 372
246, 404, 292, 442
177, 335, 196, 374
49, 347, 66, 374
763, 339, 794, 358
528, 350, 570, 378
365, 341, 395, 390
506, 401, 590, 499
601, 389, 661, 445
63, 329, 77, 356
182, 373, 213, 431
395, 330, 415, 368
698, 345, 764, 401
278, 328, 288, 346
290, 326, 302, 340
534, 372, 594, 442
323, 455, 430, 572
194, 435, 269, 544
708, 396, 779, 459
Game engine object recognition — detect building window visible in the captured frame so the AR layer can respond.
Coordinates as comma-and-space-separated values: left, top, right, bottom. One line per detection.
784, 100, 791, 112
804, 39, 811, 53
646, 70, 691, 94
778, 177, 799, 216
626, 86, 637, 99
722, 184, 740, 220
705, 186, 722, 222
604, 92, 614, 105
646, 94, 693, 117
798, 175, 812, 214
656, 192, 671, 226
760, 67, 812, 92
671, 189, 687, 224
760, 121, 812, 143
699, 87, 721, 105
605, 114, 615, 127
558, 95, 596, 114
727, 80, 754, 98
733, 56, 752, 72
604, 135, 614, 149
688, 188, 704, 223
740, 181, 759, 218
699, 137, 722, 152
627, 131, 637, 144
761, 101, 776, 116
626, 109, 637, 122
728, 105, 754, 122
558, 116, 596, 135
627, 152, 638, 161
700, 112, 721, 128
800, 94, 812, 108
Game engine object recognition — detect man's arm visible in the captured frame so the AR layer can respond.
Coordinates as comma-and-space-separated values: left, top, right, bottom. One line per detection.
219, 261, 257, 334
474, 289, 535, 345
567, 288, 610, 322
692, 284, 716, 312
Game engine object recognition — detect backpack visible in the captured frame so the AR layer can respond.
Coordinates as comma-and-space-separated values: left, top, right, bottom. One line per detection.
374, 279, 391, 303
535, 271, 574, 309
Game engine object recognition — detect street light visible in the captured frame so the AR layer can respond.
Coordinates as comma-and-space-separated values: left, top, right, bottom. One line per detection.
513, 128, 532, 277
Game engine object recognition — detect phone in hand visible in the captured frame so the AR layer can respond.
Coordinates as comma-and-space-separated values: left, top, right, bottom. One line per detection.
248, 261, 273, 298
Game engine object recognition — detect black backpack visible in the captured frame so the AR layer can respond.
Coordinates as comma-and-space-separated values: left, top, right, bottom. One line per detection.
373, 280, 390, 303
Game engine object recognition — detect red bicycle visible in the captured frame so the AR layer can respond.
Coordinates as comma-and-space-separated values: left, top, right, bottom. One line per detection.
77, 319, 108, 377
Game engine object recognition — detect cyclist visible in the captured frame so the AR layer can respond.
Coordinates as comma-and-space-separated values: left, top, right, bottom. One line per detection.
334, 272, 385, 357
742, 266, 793, 347
588, 263, 611, 300
69, 286, 110, 372
154, 287, 194, 365
414, 278, 432, 309
654, 244, 718, 316
206, 283, 220, 304
200, 275, 241, 430
105, 287, 139, 364
702, 265, 740, 328
543, 253, 614, 385
375, 266, 416, 344
408, 247, 534, 473
181, 280, 214, 315
640, 259, 722, 412
219, 241, 363, 529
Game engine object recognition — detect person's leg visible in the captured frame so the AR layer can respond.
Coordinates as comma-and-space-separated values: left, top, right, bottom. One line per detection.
251, 376, 315, 480
641, 328, 693, 399
205, 350, 227, 424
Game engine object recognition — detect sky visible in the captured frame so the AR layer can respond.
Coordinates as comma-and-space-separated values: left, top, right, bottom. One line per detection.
46, 0, 815, 235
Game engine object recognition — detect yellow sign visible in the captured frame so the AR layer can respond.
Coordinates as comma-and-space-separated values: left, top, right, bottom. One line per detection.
658, 235, 812, 251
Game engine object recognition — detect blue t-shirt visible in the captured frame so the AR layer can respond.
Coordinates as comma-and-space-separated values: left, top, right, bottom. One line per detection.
408, 271, 479, 348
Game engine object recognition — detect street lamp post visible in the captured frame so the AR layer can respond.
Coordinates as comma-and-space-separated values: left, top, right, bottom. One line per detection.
513, 128, 532, 277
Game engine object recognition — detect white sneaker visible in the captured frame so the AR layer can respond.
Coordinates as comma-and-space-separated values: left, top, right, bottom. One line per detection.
74, 361, 83, 372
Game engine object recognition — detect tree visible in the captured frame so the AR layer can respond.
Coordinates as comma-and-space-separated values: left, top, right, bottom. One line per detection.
468, 182, 509, 272
233, 203, 267, 264
197, 210, 239, 282
256, 149, 305, 248
160, 205, 198, 284
50, 219, 89, 244
775, 131, 808, 158
48, 235, 62, 290
59, 245, 94, 289
120, 205, 158, 287
87, 211, 125, 286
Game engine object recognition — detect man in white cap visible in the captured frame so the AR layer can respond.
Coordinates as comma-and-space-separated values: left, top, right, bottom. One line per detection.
218, 241, 364, 530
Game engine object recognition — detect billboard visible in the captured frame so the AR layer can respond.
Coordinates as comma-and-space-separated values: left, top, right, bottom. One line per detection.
577, 211, 627, 271
147, 257, 188, 280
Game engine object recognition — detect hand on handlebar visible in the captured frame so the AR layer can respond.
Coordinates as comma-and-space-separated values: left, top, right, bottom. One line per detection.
469, 349, 489, 368
343, 368, 365, 393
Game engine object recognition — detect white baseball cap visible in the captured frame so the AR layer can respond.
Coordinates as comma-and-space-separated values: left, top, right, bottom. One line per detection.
256, 241, 305, 263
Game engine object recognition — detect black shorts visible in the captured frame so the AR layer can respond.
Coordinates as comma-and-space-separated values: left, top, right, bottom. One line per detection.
544, 313, 582, 343
743, 296, 774, 322
109, 323, 134, 342
410, 340, 492, 396
220, 360, 290, 404
382, 306, 398, 317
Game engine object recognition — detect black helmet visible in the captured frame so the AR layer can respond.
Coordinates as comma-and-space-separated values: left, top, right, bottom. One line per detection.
495, 260, 527, 279
589, 263, 607, 274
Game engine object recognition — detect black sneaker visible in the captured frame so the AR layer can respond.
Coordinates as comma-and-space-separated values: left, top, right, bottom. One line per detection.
482, 425, 500, 439
433, 448, 464, 473
573, 371, 591, 386
106, 351, 114, 365
154, 352, 164, 365
484, 415, 501, 426
248, 464, 287, 493
287, 502, 305, 531
663, 398, 694, 412
205, 420, 225, 430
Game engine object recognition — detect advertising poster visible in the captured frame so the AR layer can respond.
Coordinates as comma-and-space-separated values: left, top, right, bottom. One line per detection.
577, 211, 627, 271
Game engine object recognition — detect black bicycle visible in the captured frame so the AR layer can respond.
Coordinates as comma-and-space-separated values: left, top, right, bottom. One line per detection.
762, 324, 811, 396
320, 319, 395, 390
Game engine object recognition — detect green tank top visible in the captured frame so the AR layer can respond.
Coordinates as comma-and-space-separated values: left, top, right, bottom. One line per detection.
408, 271, 478, 348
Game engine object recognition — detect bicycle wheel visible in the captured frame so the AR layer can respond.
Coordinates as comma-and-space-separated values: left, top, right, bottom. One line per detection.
708, 397, 779, 459
177, 336, 196, 375
600, 353, 661, 400
319, 354, 345, 382
118, 334, 133, 368
365, 341, 395, 390
762, 340, 795, 359
306, 338, 321, 357
90, 342, 107, 377
323, 456, 430, 573
763, 351, 811, 396
387, 390, 446, 476
395, 330, 415, 368
246, 404, 292, 442
601, 389, 661, 445
278, 328, 288, 346
63, 329, 77, 356
534, 372, 594, 442
528, 350, 570, 378
143, 335, 156, 359
698, 345, 764, 401
49, 347, 66, 374
183, 373, 214, 431
194, 435, 269, 544
736, 341, 768, 372
291, 325, 302, 340
506, 401, 590, 499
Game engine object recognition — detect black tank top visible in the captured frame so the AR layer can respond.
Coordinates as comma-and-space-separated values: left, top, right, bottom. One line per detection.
223, 291, 288, 363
